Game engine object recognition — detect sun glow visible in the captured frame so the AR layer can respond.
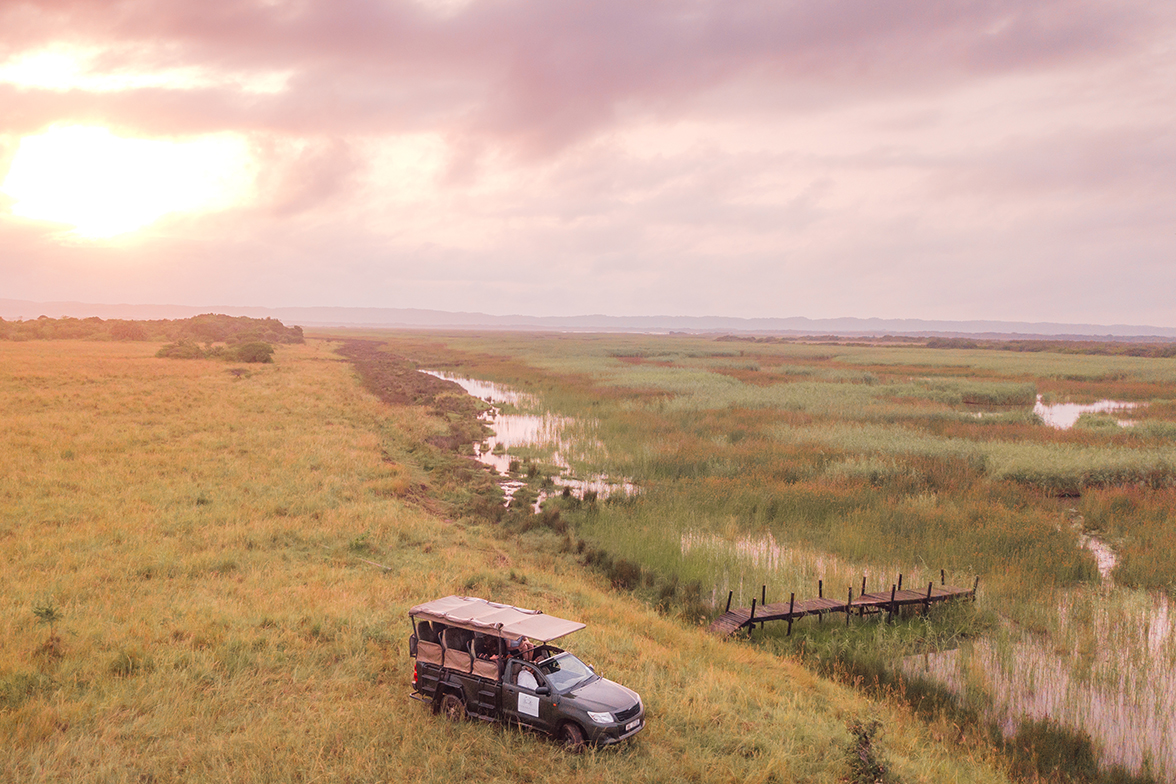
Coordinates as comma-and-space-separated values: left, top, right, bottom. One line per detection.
1, 126, 254, 238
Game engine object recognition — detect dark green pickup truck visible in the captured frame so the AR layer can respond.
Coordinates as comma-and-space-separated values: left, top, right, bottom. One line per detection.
408, 596, 645, 750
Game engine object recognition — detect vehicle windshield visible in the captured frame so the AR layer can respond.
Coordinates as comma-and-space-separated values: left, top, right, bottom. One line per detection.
536, 652, 595, 693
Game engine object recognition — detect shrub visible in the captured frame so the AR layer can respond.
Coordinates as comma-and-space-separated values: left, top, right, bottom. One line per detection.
229, 342, 275, 363
608, 557, 644, 590
156, 341, 206, 359
845, 719, 898, 784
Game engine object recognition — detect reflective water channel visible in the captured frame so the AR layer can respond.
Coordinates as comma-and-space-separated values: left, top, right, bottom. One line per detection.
421, 371, 635, 507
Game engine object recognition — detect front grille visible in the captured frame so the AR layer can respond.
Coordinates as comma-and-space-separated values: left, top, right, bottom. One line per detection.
615, 702, 641, 723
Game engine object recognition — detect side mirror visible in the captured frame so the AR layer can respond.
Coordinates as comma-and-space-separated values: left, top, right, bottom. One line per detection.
536, 685, 550, 696
409, 634, 418, 657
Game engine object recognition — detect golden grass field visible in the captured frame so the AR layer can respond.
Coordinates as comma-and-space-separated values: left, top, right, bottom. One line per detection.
0, 339, 1019, 783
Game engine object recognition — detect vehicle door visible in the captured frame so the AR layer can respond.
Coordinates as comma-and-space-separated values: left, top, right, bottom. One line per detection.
501, 659, 558, 734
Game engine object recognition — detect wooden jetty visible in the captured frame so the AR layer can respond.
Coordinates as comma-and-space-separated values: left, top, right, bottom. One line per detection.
708, 571, 978, 638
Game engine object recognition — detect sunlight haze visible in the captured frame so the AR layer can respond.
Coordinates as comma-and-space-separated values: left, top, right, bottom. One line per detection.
2, 126, 254, 238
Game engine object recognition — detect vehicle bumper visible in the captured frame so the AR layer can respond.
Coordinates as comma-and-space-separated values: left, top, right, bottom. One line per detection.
587, 715, 646, 746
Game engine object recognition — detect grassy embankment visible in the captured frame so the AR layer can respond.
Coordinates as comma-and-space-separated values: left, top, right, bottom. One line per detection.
2, 339, 1015, 783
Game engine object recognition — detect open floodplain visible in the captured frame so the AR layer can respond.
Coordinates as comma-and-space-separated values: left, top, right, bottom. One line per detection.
3, 332, 1174, 783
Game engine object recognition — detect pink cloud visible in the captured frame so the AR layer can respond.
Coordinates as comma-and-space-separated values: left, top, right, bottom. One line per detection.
1, 0, 1174, 325
2, 0, 1166, 150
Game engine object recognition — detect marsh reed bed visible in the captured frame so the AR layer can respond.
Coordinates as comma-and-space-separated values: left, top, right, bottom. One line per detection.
366, 330, 1176, 781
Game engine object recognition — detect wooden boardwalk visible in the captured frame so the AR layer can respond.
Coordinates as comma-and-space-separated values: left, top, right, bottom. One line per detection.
708, 573, 978, 637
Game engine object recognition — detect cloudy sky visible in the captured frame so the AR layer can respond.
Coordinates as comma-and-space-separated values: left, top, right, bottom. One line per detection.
1, 0, 1174, 325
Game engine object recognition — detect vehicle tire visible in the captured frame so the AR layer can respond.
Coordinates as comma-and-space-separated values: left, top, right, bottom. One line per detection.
558, 722, 586, 753
440, 692, 466, 722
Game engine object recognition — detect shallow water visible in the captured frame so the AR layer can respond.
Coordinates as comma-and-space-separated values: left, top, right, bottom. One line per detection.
903, 590, 1176, 779
423, 371, 534, 408
680, 529, 912, 607
1034, 395, 1141, 429
677, 530, 1176, 780
1080, 532, 1118, 584
422, 370, 634, 506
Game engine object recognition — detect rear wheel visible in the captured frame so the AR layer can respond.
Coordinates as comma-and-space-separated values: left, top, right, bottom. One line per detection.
558, 722, 586, 753
440, 692, 466, 722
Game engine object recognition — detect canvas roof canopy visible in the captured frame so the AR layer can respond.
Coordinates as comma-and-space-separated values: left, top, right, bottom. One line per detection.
409, 596, 586, 642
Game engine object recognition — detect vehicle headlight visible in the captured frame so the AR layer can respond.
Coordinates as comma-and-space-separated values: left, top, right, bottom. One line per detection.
587, 711, 613, 725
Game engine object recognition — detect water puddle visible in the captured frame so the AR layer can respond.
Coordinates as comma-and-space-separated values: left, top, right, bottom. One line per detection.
422, 370, 635, 507
1035, 396, 1141, 429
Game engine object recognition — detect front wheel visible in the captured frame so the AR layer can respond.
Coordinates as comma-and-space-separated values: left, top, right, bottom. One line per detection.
558, 722, 585, 753
439, 692, 466, 722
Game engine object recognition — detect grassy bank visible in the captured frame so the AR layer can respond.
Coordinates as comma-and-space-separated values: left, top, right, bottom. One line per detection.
1, 339, 1015, 783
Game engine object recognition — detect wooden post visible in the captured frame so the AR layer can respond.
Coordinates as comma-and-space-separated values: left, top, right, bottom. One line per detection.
898, 573, 903, 591
725, 591, 733, 614
972, 575, 980, 601
748, 599, 756, 637
846, 587, 853, 627
887, 584, 896, 623
861, 575, 867, 596
786, 592, 795, 636
818, 579, 823, 598
924, 582, 933, 615
940, 568, 946, 586
761, 584, 766, 607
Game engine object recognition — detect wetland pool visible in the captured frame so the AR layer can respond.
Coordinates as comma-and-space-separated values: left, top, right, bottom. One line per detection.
1034, 396, 1141, 429
422, 371, 634, 506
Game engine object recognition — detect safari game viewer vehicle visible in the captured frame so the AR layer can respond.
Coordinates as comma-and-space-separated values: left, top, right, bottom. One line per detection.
408, 596, 645, 750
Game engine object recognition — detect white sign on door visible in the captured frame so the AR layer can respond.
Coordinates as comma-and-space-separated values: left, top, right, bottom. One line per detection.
518, 692, 540, 718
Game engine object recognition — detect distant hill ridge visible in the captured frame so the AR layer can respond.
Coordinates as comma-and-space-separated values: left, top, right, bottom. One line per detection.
2, 298, 1174, 340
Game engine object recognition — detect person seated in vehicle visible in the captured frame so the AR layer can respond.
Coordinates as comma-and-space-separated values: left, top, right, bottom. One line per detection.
506, 636, 535, 661
514, 662, 539, 691
474, 634, 500, 660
